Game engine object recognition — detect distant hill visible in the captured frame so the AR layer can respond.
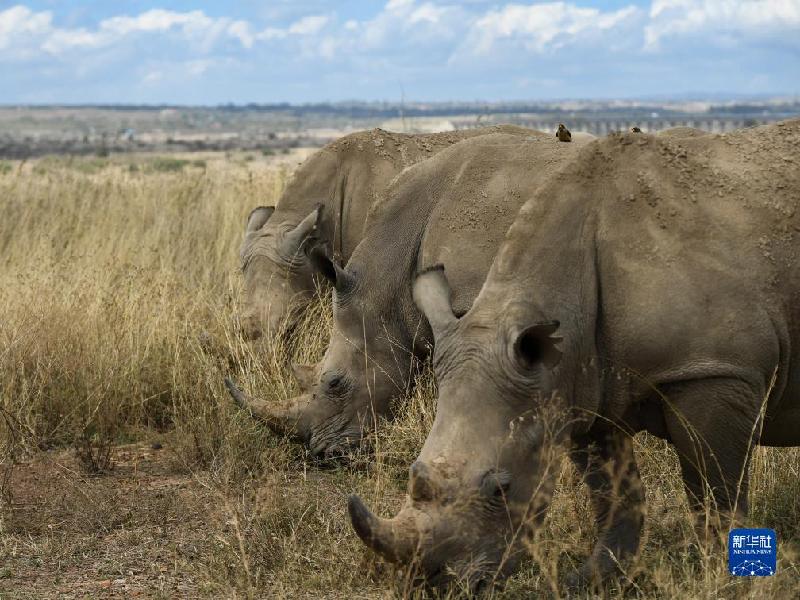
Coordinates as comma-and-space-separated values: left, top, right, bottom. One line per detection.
1, 98, 798, 159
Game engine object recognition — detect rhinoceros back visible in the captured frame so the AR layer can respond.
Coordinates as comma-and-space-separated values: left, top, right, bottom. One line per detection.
418, 131, 596, 316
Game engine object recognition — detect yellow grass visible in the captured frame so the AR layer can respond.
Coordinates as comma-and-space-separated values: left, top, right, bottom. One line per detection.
0, 154, 798, 598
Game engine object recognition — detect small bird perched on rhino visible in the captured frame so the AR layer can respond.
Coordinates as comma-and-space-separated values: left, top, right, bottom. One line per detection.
556, 123, 572, 142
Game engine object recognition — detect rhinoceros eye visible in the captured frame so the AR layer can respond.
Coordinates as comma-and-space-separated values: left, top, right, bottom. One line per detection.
321, 371, 347, 393
480, 470, 511, 499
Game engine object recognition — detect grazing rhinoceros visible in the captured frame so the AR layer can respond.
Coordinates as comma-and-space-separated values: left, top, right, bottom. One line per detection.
227, 129, 596, 457
348, 119, 800, 591
238, 126, 531, 340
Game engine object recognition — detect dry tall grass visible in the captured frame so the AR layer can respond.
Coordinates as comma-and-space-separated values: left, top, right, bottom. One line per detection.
0, 154, 798, 598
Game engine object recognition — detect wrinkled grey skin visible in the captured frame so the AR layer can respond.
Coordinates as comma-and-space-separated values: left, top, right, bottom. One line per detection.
238, 126, 531, 340
350, 119, 800, 591
231, 130, 595, 457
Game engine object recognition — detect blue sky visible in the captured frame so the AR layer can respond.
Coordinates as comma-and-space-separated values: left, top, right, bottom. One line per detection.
1, 1, 799, 104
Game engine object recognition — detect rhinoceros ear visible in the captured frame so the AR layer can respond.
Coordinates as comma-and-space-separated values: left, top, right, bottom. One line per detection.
246, 206, 275, 232
413, 265, 457, 335
280, 206, 321, 256
307, 243, 355, 293
514, 321, 562, 370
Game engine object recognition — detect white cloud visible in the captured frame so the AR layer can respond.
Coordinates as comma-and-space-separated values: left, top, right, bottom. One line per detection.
0, 1, 699, 67
256, 14, 329, 42
257, 27, 286, 41
227, 21, 255, 48
353, 0, 466, 51
100, 9, 214, 36
0, 5, 53, 57
138, 57, 229, 90
0, 5, 49, 44
5, 1, 800, 66
466, 2, 641, 54
96, 9, 255, 53
409, 4, 448, 24
288, 15, 329, 35
2, 1, 799, 102
275, 1, 451, 62
387, 0, 416, 10
1, 5, 258, 59
42, 28, 106, 53
645, 0, 800, 49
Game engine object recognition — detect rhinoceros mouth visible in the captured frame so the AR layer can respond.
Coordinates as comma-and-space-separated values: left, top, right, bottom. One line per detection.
308, 441, 359, 466
308, 419, 363, 460
399, 550, 506, 595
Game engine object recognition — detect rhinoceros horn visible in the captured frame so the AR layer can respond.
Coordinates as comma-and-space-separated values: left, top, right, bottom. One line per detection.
347, 495, 419, 563
279, 207, 321, 258
224, 378, 310, 439
413, 265, 457, 337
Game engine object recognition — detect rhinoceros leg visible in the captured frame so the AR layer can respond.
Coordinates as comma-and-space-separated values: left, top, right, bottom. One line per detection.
566, 428, 645, 589
661, 378, 759, 536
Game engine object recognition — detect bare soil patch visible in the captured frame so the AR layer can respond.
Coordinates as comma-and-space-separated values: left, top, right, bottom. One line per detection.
2, 441, 218, 598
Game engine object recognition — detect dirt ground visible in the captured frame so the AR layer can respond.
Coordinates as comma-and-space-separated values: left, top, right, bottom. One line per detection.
1, 440, 220, 598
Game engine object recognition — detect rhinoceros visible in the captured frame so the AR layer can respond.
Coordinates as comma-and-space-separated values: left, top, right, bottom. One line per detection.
227, 129, 596, 457
348, 119, 800, 591
238, 126, 531, 340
